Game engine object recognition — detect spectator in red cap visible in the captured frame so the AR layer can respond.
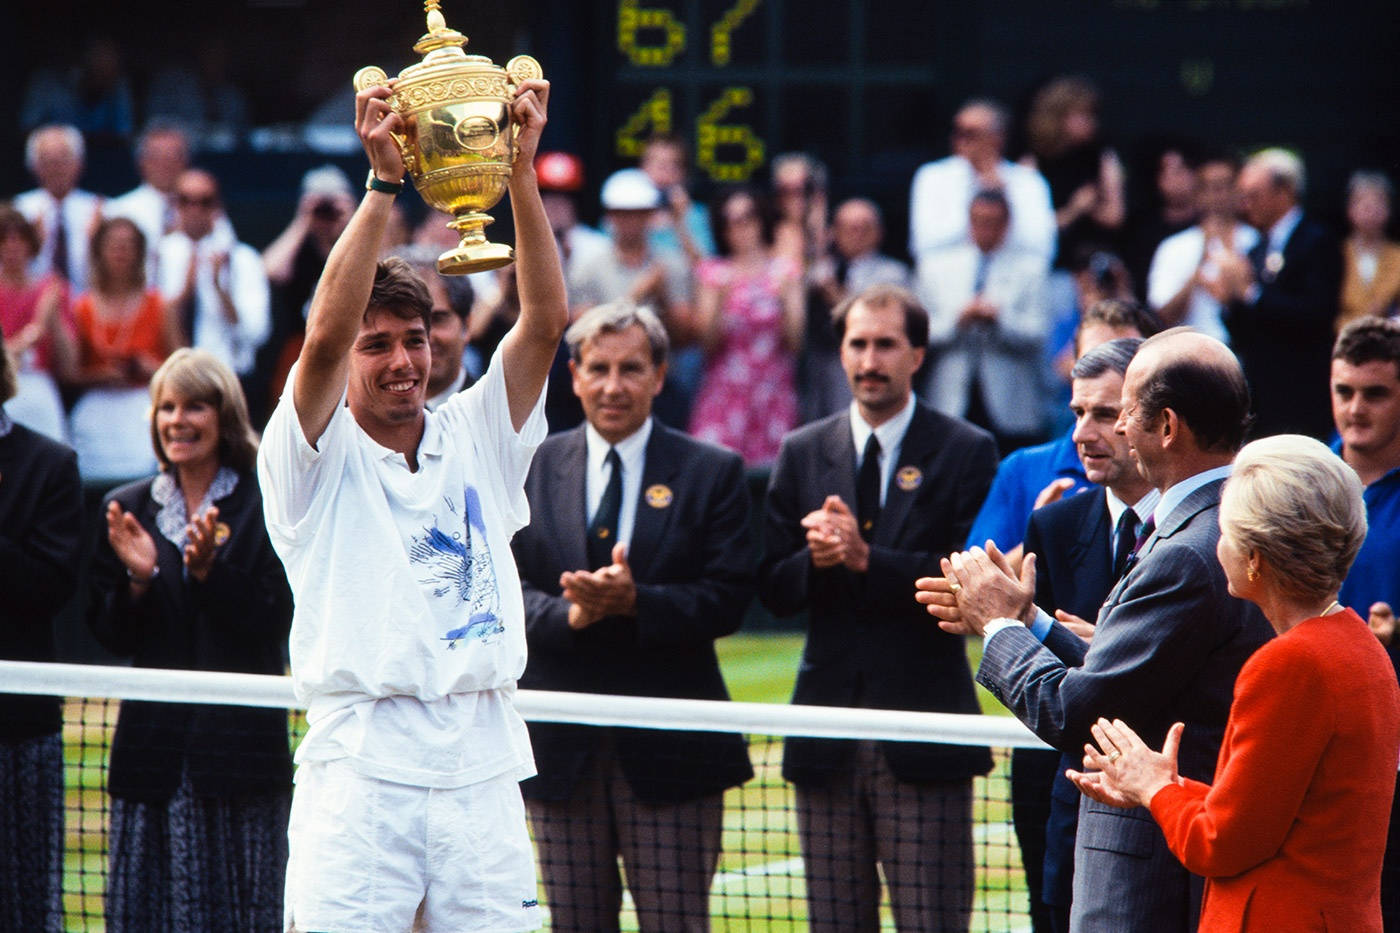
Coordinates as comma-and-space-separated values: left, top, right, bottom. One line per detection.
536, 151, 610, 289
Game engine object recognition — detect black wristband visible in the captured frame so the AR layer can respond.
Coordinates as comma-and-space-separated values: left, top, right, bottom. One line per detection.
365, 171, 404, 195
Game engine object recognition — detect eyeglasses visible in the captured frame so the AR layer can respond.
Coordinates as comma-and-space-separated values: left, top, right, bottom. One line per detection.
952, 124, 992, 140
177, 194, 218, 209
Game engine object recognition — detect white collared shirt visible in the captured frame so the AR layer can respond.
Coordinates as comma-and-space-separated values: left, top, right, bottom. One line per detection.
1266, 205, 1304, 257
1153, 464, 1232, 536
1106, 487, 1162, 561
849, 395, 917, 509
157, 228, 271, 375
584, 417, 653, 550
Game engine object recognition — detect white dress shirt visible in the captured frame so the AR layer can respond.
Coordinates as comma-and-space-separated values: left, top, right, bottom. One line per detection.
584, 417, 654, 551
157, 227, 271, 375
14, 187, 102, 291
1147, 223, 1259, 345
849, 395, 917, 509
908, 156, 1057, 269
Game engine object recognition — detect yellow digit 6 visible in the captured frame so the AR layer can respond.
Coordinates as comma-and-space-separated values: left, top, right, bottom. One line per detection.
696, 87, 765, 183
617, 0, 687, 68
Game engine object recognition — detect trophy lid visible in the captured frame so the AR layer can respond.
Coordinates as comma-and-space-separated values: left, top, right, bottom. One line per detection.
413, 1, 469, 57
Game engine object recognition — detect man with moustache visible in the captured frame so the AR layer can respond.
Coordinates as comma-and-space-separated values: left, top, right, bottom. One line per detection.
511, 300, 753, 932
1015, 337, 1158, 932
919, 329, 1272, 932
760, 283, 998, 931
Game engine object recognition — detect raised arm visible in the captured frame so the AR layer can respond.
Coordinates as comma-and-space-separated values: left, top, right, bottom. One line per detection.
496, 78, 568, 431
292, 85, 405, 447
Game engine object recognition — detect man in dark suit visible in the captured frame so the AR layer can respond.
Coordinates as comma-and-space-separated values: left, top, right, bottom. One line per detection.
0, 331, 84, 931
920, 328, 1273, 932
1216, 148, 1343, 440
1018, 337, 1157, 933
759, 283, 998, 932
512, 299, 753, 933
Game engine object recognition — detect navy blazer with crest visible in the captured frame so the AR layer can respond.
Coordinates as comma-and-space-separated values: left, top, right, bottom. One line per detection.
758, 403, 999, 787
1223, 213, 1342, 440
513, 421, 754, 804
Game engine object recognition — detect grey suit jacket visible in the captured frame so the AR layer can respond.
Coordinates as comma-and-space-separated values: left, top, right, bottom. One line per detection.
978, 478, 1272, 932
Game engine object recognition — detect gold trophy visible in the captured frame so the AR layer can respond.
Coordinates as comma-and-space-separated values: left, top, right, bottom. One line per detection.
354, 1, 542, 274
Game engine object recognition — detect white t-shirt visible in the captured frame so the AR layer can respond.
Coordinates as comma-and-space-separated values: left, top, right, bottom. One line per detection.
258, 353, 547, 788
1147, 222, 1259, 345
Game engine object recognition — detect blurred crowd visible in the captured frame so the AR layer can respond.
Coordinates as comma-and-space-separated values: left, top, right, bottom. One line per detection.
5, 74, 1398, 488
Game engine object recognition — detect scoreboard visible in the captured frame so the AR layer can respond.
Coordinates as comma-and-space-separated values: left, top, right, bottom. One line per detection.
590, 0, 943, 187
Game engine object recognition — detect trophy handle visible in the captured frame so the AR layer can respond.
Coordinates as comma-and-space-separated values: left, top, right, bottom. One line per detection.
504, 56, 543, 162
352, 66, 416, 173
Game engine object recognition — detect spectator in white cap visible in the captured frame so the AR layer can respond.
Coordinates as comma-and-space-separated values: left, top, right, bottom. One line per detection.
564, 168, 695, 430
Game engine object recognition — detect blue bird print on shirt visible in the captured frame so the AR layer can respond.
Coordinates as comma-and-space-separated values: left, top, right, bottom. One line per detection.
408, 485, 503, 648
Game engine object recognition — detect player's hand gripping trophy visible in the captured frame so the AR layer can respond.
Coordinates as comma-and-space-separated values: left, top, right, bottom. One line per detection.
355, 0, 543, 274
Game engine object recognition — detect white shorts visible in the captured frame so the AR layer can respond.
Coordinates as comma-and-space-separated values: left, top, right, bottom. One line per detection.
284, 759, 541, 933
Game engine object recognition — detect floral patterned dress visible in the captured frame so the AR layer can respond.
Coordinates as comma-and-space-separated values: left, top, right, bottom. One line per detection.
688, 254, 799, 466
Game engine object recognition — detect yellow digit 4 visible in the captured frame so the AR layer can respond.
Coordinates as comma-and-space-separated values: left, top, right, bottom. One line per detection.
615, 88, 674, 158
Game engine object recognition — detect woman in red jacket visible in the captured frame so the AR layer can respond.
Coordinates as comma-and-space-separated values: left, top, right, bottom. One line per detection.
1070, 434, 1400, 931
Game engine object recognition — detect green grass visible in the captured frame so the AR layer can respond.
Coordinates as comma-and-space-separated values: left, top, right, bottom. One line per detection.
55, 633, 1032, 931
718, 627, 1014, 717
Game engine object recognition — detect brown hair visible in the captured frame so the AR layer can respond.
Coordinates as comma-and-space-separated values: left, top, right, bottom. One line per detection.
89, 216, 147, 293
0, 328, 16, 404
0, 204, 40, 258
832, 283, 929, 348
1027, 76, 1100, 159
148, 348, 260, 473
368, 256, 433, 331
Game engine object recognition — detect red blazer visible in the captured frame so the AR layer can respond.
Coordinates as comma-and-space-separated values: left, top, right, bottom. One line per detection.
1150, 609, 1400, 931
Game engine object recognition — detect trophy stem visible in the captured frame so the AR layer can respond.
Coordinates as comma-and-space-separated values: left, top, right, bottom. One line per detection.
437, 213, 514, 275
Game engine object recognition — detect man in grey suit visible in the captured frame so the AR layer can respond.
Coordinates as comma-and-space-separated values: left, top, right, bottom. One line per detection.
919, 188, 1050, 454
918, 328, 1273, 932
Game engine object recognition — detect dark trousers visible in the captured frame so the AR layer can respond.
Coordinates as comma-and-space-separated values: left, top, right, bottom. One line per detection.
795, 740, 974, 933
1011, 747, 1059, 933
525, 741, 723, 933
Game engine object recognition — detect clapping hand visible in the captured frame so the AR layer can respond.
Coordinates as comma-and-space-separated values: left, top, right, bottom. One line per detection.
1067, 717, 1183, 810
106, 500, 158, 588
562, 543, 637, 630
184, 506, 221, 583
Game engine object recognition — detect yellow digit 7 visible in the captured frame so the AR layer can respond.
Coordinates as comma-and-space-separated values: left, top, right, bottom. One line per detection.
617, 0, 687, 68
615, 88, 674, 158
696, 87, 765, 183
711, 0, 761, 67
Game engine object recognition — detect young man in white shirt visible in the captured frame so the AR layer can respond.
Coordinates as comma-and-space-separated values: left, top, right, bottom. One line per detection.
258, 77, 566, 932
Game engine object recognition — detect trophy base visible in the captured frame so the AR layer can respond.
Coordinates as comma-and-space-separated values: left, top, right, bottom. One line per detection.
437, 242, 515, 275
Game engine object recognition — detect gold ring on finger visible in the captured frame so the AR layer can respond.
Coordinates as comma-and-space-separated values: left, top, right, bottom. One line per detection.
948, 582, 962, 595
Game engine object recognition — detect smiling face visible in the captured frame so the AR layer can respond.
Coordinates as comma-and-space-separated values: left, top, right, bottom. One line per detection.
841, 299, 924, 426
348, 307, 430, 435
155, 389, 221, 472
570, 324, 666, 444
1070, 370, 1143, 496
1332, 357, 1400, 461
